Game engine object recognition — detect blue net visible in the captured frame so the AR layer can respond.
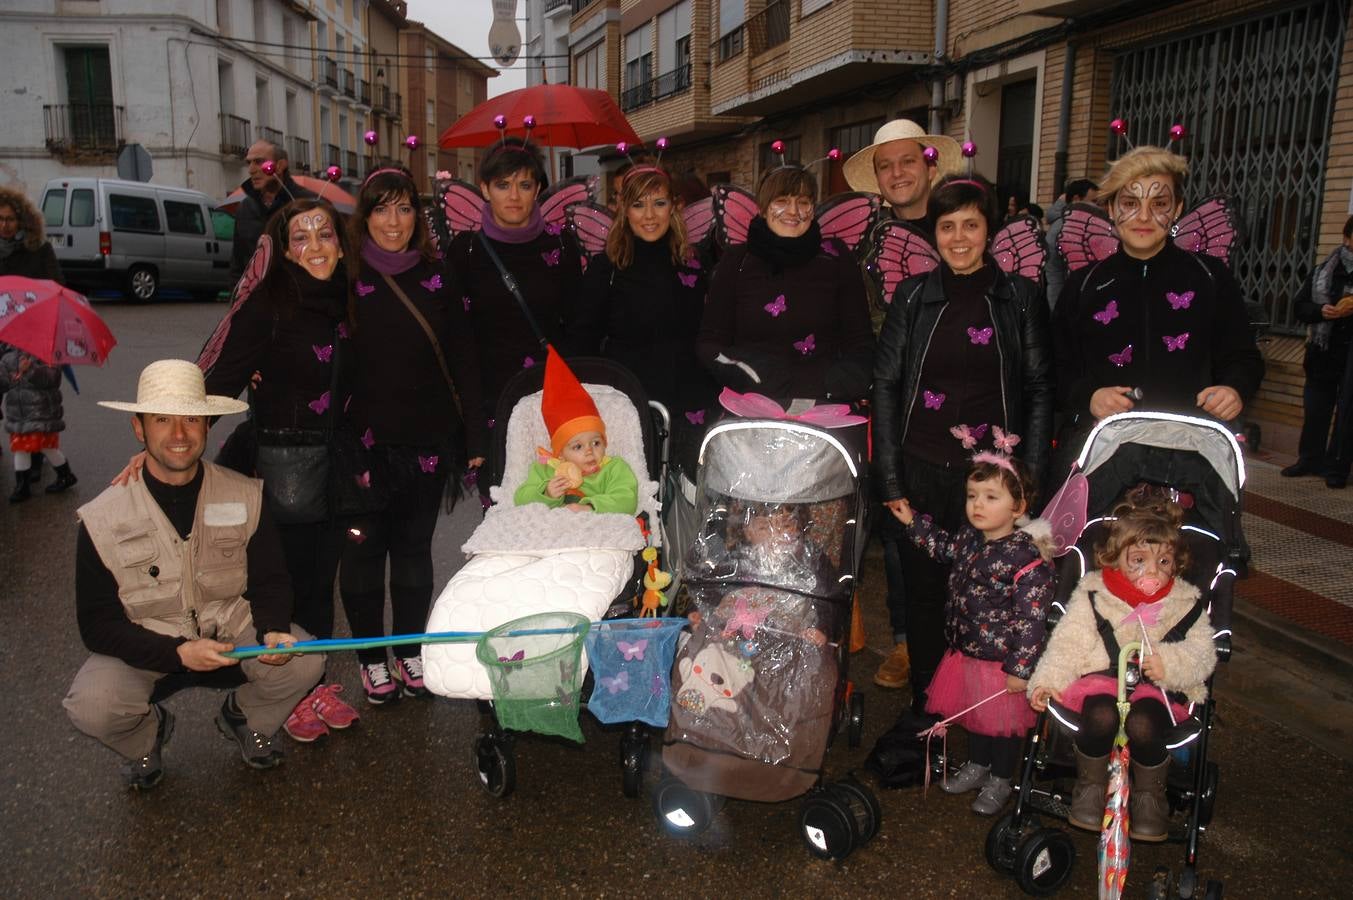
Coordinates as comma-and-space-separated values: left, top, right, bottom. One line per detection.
476, 612, 590, 743
584, 618, 687, 727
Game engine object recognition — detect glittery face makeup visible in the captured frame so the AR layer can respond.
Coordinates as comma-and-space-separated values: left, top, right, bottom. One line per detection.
283, 211, 342, 280
1111, 175, 1180, 259
765, 193, 814, 238
1117, 541, 1176, 595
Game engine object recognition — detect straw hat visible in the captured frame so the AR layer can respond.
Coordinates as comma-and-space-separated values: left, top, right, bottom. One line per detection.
843, 119, 963, 195
99, 359, 249, 416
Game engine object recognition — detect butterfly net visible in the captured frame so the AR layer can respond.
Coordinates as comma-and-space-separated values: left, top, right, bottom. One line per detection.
583, 618, 687, 727
476, 612, 590, 742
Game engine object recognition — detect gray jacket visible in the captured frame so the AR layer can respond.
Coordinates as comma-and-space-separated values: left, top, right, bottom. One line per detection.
0, 345, 65, 434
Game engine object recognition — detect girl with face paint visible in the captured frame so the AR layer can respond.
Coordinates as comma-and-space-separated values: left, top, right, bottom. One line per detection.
1027, 490, 1218, 842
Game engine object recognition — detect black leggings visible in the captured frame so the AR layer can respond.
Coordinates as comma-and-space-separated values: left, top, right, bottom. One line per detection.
969, 732, 1023, 779
277, 520, 341, 639
339, 461, 447, 666
1075, 695, 1174, 766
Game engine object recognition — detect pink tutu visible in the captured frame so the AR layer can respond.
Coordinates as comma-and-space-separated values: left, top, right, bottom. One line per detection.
1057, 675, 1194, 722
924, 649, 1037, 737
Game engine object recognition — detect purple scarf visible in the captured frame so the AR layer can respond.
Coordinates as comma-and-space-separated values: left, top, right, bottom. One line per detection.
360, 237, 421, 275
480, 201, 545, 244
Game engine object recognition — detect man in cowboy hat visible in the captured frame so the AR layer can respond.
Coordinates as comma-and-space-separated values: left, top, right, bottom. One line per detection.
63, 359, 324, 790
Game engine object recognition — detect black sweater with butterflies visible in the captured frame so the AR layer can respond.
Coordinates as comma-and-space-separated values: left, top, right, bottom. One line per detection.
1051, 243, 1264, 434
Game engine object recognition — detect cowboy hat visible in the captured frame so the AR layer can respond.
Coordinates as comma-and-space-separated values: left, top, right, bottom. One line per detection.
843, 119, 963, 196
98, 359, 249, 416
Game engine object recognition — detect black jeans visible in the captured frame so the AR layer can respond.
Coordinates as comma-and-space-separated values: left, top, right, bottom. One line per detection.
277, 520, 342, 639
1299, 340, 1353, 476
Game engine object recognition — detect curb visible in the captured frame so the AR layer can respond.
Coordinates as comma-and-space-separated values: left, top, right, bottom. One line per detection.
1231, 596, 1353, 681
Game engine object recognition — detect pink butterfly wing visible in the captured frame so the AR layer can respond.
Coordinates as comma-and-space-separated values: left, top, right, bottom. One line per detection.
718, 387, 787, 419
988, 216, 1047, 284
864, 219, 941, 305
198, 234, 273, 372
1171, 195, 1238, 265
1039, 470, 1090, 557
1058, 203, 1118, 273
713, 184, 759, 247
794, 404, 868, 428
682, 196, 715, 247
565, 201, 614, 257
815, 192, 881, 255
439, 179, 484, 237
538, 176, 595, 232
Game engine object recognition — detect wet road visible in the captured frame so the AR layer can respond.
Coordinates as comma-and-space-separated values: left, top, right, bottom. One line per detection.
2, 299, 1349, 898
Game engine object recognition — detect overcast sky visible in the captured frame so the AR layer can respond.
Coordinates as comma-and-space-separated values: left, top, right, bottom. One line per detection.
406, 0, 529, 97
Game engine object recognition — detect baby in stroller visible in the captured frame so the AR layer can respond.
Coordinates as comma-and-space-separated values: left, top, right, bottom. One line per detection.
1028, 488, 1217, 843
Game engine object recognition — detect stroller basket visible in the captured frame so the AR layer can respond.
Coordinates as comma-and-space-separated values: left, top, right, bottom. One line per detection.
476, 612, 591, 743
584, 618, 687, 728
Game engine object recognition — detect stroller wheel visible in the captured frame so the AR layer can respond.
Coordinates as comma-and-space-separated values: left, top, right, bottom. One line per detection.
984, 811, 1021, 875
620, 733, 649, 798
652, 776, 718, 837
798, 790, 858, 860
473, 734, 516, 799
829, 777, 882, 844
1013, 828, 1076, 896
847, 692, 865, 749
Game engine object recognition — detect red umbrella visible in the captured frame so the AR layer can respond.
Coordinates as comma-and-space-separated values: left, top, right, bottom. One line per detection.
216, 176, 357, 215
439, 83, 641, 150
0, 277, 116, 366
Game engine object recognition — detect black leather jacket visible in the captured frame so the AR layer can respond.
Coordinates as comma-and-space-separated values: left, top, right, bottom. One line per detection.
872, 263, 1054, 498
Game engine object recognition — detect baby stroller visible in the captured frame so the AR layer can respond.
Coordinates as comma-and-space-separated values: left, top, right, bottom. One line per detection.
651, 418, 881, 860
421, 357, 680, 799
986, 412, 1238, 898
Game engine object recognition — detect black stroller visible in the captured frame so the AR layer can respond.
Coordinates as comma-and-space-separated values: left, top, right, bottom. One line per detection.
986, 412, 1240, 898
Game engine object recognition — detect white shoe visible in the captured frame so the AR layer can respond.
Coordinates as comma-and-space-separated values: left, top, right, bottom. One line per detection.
971, 775, 1013, 816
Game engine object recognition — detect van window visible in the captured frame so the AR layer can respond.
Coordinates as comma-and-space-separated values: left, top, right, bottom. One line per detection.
109, 194, 161, 232
70, 189, 95, 227
210, 210, 236, 241
165, 200, 206, 235
42, 190, 66, 227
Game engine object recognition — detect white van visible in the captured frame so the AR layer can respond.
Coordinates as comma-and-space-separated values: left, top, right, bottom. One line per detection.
39, 178, 235, 301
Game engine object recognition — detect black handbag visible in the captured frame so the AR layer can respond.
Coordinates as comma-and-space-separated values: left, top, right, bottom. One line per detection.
255, 428, 330, 524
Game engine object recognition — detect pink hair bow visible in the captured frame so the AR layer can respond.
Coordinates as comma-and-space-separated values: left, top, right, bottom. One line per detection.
718, 387, 867, 428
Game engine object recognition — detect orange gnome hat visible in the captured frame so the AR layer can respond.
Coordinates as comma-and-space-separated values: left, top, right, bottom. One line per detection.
541, 346, 605, 457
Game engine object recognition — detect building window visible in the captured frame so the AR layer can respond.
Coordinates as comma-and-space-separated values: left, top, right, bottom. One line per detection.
656, 1, 693, 97
826, 118, 883, 194
61, 46, 117, 149
426, 98, 435, 128
253, 0, 266, 42
801, 0, 833, 15
622, 23, 653, 111
759, 136, 800, 172
718, 0, 744, 62
576, 41, 604, 91
216, 0, 230, 35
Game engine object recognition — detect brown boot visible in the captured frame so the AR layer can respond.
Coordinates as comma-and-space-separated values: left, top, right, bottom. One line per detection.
873, 643, 911, 688
1129, 757, 1171, 842
1067, 747, 1111, 832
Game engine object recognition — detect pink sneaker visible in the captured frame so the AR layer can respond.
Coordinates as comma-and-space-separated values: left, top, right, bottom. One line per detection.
360, 661, 400, 705
392, 655, 429, 697
311, 683, 360, 729
283, 690, 329, 742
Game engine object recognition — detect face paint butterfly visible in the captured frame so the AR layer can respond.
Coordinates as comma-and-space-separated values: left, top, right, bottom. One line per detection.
355, 281, 375, 297
313, 344, 333, 363
616, 639, 647, 661
923, 390, 945, 411
685, 409, 705, 425
1108, 345, 1133, 367
418, 455, 439, 473
793, 333, 816, 355
1092, 300, 1119, 325
541, 248, 562, 266
308, 391, 330, 415
1166, 290, 1194, 310
419, 274, 442, 292
600, 671, 630, 695
967, 326, 993, 345
764, 294, 787, 317
1162, 332, 1190, 352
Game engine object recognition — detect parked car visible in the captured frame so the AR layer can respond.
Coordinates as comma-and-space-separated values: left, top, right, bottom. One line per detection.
39, 177, 234, 301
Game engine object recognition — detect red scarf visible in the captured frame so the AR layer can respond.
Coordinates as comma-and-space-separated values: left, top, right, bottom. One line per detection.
1102, 566, 1174, 607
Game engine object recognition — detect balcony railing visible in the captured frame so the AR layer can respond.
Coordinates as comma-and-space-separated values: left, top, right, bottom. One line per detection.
257, 125, 283, 146
345, 150, 359, 178
545, 0, 570, 11
287, 135, 311, 172
716, 25, 745, 62
342, 69, 355, 98
621, 80, 653, 112
43, 103, 124, 153
570, 0, 599, 13
220, 113, 252, 156
358, 78, 371, 106
621, 63, 692, 111
390, 91, 402, 121
319, 55, 338, 90
324, 143, 341, 170
748, 0, 790, 56
373, 84, 390, 115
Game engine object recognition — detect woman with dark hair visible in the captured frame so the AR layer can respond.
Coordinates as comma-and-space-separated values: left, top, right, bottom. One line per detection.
447, 138, 585, 428
340, 166, 486, 706
696, 165, 874, 404
574, 165, 715, 469
0, 187, 62, 280
872, 173, 1053, 717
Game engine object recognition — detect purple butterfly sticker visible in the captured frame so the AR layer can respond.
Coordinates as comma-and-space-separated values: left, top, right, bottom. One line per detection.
523, 355, 535, 368
338, 323, 350, 339
764, 294, 787, 317
617, 639, 648, 661
354, 470, 371, 489
462, 295, 472, 311
684, 255, 702, 270
1093, 300, 1119, 325
313, 344, 333, 363
497, 649, 525, 672
793, 333, 816, 356
948, 422, 989, 450
820, 241, 839, 257
1166, 290, 1194, 310
308, 391, 330, 415
677, 272, 698, 288
600, 671, 630, 694
651, 674, 664, 697
541, 248, 562, 267
967, 326, 993, 346
1162, 332, 1190, 352
355, 281, 375, 297
418, 455, 439, 473
420, 274, 442, 292
1108, 344, 1134, 367
462, 467, 479, 487
923, 390, 945, 411
544, 222, 563, 236
360, 427, 375, 449
685, 409, 705, 426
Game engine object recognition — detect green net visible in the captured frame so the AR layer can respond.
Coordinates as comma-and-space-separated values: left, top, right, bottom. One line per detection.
476, 612, 591, 743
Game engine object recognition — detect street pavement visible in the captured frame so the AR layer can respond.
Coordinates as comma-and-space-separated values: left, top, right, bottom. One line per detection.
2, 299, 1350, 898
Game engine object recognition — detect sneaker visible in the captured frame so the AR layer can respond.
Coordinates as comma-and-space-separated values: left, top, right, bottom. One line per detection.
971, 775, 1014, 816
283, 690, 329, 743
1280, 460, 1321, 477
392, 655, 429, 698
360, 661, 400, 705
311, 683, 360, 729
942, 761, 991, 795
121, 704, 174, 791
1328, 473, 1348, 490
215, 694, 284, 769
873, 643, 911, 689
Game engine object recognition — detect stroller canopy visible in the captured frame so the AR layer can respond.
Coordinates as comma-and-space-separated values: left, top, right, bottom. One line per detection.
1076, 412, 1245, 499
699, 420, 858, 504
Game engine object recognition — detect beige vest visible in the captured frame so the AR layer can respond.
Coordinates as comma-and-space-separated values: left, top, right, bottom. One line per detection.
78, 463, 264, 642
